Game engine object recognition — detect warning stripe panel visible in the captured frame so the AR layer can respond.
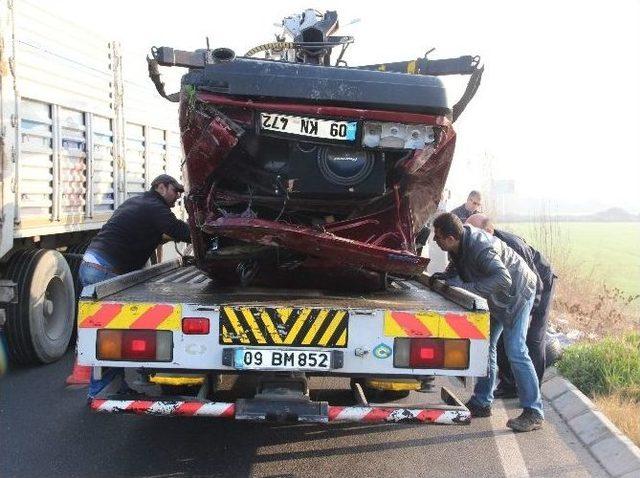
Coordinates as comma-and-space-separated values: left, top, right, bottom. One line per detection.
91, 400, 466, 424
384, 310, 489, 339
219, 307, 348, 348
91, 399, 235, 418
328, 406, 468, 424
78, 301, 181, 330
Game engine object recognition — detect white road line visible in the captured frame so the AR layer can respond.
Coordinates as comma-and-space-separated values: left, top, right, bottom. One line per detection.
490, 400, 531, 478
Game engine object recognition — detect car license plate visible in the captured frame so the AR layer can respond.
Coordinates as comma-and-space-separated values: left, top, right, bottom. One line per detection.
233, 348, 332, 371
259, 112, 357, 141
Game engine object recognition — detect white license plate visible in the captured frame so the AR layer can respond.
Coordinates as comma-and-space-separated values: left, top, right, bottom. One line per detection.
233, 348, 332, 371
260, 112, 357, 141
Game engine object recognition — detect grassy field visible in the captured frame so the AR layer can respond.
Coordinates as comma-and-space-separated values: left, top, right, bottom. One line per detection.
502, 222, 640, 296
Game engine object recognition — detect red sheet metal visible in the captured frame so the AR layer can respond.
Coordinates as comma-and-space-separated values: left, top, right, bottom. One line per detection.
202, 217, 428, 276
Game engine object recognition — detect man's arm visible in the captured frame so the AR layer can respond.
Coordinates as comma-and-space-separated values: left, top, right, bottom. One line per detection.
152, 207, 192, 243
457, 248, 512, 297
532, 248, 555, 285
501, 233, 543, 300
429, 260, 459, 286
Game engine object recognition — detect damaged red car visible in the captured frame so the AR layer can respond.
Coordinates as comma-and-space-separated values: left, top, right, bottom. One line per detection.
148, 9, 483, 291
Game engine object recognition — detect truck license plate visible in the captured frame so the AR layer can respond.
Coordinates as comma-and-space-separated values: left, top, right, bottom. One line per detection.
259, 112, 357, 141
233, 348, 332, 371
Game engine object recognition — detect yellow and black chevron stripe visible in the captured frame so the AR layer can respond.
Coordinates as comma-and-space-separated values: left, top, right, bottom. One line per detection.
219, 307, 348, 348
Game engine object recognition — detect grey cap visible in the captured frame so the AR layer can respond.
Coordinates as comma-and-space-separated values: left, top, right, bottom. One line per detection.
150, 174, 184, 192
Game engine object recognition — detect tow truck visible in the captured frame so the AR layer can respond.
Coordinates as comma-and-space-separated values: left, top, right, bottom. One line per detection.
77, 9, 488, 425
78, 259, 488, 424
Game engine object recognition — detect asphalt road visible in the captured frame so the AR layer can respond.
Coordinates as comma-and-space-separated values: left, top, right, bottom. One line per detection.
1, 351, 607, 478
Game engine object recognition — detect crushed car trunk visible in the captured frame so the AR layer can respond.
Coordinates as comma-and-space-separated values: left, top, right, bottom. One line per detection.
148, 9, 483, 291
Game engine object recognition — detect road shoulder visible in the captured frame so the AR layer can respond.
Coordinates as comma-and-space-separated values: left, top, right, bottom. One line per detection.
542, 367, 640, 477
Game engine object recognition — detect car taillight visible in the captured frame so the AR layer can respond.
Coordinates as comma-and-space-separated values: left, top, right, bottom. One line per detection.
394, 338, 470, 369
182, 317, 210, 335
96, 330, 172, 361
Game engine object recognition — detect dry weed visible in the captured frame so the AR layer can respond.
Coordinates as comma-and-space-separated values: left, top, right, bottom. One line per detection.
510, 216, 640, 337
594, 393, 640, 447
552, 269, 640, 337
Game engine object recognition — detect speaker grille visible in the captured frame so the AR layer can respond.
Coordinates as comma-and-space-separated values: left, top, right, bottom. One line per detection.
317, 147, 376, 186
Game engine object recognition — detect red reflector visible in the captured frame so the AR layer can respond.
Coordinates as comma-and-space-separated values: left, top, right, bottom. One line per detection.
410, 338, 444, 368
420, 347, 435, 360
122, 330, 157, 360
131, 339, 147, 352
182, 317, 210, 335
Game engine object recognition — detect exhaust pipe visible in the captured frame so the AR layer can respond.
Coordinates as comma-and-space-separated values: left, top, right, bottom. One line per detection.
211, 47, 235, 63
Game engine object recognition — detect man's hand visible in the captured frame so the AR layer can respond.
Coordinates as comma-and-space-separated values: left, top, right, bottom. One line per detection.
428, 272, 448, 287
445, 276, 465, 288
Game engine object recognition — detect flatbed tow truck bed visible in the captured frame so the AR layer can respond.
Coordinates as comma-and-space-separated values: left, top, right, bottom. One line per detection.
77, 259, 489, 425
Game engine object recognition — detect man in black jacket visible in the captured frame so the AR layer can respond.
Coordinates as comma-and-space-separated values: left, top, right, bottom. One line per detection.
433, 213, 543, 432
79, 174, 191, 398
467, 213, 556, 397
450, 190, 482, 222
80, 174, 191, 282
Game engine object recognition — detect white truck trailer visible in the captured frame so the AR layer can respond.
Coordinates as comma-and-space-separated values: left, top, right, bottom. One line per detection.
0, 0, 182, 364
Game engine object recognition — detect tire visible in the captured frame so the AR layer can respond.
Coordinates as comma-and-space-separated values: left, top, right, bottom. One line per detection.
4, 249, 75, 364
63, 253, 84, 299
63, 253, 84, 344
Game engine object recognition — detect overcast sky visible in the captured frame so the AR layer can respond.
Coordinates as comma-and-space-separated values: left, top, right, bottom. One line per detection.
53, 0, 640, 213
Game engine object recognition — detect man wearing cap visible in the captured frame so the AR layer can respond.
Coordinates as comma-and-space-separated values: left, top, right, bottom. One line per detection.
79, 174, 190, 285
79, 174, 191, 398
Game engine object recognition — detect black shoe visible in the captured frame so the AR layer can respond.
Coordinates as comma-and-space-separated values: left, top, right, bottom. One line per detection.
506, 408, 544, 432
465, 400, 492, 417
494, 383, 518, 399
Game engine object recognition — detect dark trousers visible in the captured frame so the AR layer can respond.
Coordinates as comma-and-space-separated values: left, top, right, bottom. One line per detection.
497, 278, 556, 387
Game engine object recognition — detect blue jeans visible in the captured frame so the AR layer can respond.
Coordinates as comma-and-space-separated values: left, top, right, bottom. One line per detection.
471, 294, 543, 417
78, 260, 117, 289
79, 251, 126, 398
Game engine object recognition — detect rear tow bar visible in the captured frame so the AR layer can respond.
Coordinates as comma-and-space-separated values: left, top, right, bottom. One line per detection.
89, 385, 470, 425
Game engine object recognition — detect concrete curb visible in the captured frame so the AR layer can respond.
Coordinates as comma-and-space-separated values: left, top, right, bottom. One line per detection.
542, 367, 640, 477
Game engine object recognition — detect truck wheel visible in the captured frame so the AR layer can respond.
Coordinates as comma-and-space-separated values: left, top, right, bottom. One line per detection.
63, 253, 83, 298
4, 249, 75, 364
63, 253, 84, 343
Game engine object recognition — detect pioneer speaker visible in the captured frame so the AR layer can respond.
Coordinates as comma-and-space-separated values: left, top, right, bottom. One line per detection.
286, 142, 385, 198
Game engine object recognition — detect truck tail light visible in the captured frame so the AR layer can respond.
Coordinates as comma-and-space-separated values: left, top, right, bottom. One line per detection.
394, 338, 469, 369
122, 330, 157, 360
182, 317, 210, 335
443, 339, 470, 369
96, 330, 172, 362
409, 338, 444, 368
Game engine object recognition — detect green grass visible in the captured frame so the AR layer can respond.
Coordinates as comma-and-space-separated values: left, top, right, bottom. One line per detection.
502, 222, 640, 296
557, 333, 640, 401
